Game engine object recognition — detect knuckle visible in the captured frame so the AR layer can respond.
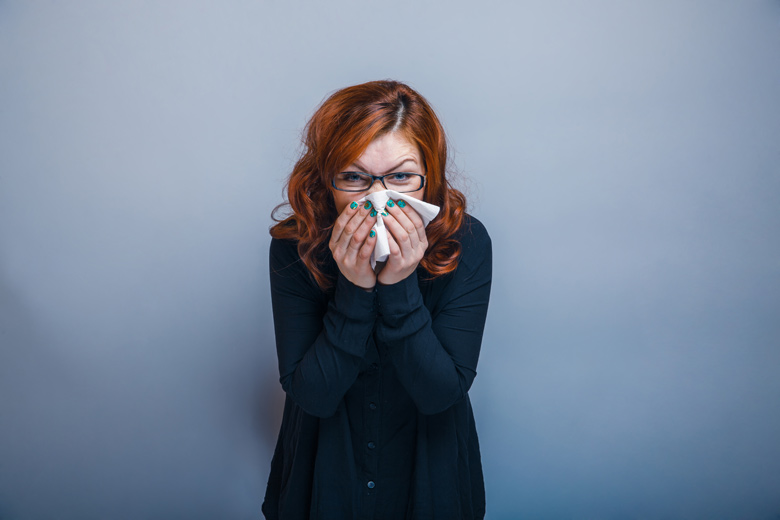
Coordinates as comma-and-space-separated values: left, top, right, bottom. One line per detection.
345, 223, 359, 234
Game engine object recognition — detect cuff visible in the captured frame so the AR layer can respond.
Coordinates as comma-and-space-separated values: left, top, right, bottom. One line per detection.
333, 272, 377, 320
376, 270, 423, 318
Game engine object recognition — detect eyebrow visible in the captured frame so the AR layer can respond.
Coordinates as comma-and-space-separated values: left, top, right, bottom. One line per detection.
349, 158, 419, 175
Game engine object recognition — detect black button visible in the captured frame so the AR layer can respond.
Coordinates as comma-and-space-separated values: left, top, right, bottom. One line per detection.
367, 481, 375, 489
369, 402, 377, 410
368, 442, 376, 449
369, 363, 378, 371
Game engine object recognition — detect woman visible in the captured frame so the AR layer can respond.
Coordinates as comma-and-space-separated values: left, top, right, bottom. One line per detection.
263, 80, 492, 520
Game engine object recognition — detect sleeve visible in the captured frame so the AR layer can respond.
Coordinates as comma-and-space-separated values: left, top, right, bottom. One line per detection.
374, 219, 492, 415
269, 238, 377, 418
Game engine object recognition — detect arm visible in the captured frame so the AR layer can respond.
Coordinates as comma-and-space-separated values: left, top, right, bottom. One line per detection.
270, 238, 377, 418
375, 219, 492, 415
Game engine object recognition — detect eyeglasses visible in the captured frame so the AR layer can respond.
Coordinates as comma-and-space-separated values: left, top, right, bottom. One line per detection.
331, 172, 426, 193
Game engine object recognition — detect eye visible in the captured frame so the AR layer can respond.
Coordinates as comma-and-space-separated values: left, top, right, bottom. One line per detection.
389, 173, 410, 181
339, 172, 365, 183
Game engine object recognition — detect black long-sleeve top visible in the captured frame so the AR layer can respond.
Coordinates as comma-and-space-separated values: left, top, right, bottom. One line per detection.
262, 214, 492, 520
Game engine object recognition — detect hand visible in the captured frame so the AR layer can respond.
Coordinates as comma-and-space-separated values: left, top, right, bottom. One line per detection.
377, 199, 428, 286
329, 201, 378, 290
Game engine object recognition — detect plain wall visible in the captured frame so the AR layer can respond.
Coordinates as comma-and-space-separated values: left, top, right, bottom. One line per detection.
1, 1, 779, 518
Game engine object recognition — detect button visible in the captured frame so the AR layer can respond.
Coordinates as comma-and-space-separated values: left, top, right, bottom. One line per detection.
369, 402, 377, 410
369, 363, 378, 371
367, 481, 375, 489
368, 442, 376, 449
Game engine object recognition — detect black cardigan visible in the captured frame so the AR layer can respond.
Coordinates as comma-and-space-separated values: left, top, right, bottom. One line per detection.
262, 214, 492, 520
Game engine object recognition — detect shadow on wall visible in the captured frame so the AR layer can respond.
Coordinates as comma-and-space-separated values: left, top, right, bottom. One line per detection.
254, 356, 286, 453
0, 273, 78, 400
0, 274, 73, 516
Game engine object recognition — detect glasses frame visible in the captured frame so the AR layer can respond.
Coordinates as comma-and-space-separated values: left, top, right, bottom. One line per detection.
331, 171, 426, 193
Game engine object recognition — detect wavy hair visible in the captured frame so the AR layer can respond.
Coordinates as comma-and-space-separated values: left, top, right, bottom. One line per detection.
270, 80, 466, 289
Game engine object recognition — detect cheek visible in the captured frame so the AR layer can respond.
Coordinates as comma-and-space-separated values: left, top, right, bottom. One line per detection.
331, 190, 353, 214
406, 185, 425, 202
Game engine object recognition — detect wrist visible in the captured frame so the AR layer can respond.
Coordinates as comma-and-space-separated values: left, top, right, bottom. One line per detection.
377, 268, 414, 286
346, 273, 376, 291
376, 269, 422, 317
334, 272, 377, 320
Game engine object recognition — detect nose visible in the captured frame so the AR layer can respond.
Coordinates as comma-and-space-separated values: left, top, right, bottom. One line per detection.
366, 178, 385, 195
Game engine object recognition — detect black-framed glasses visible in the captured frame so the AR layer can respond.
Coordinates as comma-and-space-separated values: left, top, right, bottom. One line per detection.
331, 172, 426, 193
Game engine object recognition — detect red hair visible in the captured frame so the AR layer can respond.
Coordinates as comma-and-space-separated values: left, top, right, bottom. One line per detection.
271, 80, 466, 289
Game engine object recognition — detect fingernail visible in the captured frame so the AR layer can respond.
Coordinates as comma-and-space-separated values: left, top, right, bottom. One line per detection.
370, 209, 377, 217
363, 201, 372, 210
386, 200, 395, 208
350, 201, 358, 210
381, 211, 388, 217
397, 200, 406, 208
369, 229, 376, 238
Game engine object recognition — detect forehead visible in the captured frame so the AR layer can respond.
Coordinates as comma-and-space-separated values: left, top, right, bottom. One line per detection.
353, 132, 420, 168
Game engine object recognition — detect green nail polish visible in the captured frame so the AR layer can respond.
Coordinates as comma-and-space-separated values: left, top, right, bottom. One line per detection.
381, 211, 388, 217
363, 201, 372, 210
386, 200, 395, 208
397, 200, 406, 208
350, 201, 358, 209
369, 229, 376, 238
370, 210, 377, 217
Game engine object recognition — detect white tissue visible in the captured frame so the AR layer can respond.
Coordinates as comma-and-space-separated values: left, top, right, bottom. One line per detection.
355, 190, 440, 270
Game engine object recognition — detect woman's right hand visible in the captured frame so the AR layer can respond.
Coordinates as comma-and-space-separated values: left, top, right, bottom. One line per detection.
329, 201, 378, 290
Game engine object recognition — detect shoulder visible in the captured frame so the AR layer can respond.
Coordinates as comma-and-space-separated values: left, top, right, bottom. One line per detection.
270, 238, 335, 295
270, 237, 300, 264
270, 238, 307, 280
456, 214, 492, 269
457, 214, 490, 246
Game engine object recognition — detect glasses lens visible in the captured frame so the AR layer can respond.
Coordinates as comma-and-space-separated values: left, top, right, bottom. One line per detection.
334, 172, 372, 192
384, 173, 424, 193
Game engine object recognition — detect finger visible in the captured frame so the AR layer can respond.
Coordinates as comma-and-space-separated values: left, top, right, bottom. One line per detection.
395, 200, 426, 244
335, 201, 372, 253
382, 211, 417, 255
387, 200, 421, 237
385, 227, 401, 257
358, 226, 378, 261
330, 201, 361, 247
345, 210, 377, 260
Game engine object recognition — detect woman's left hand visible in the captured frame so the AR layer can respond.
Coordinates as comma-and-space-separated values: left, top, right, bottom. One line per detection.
377, 200, 428, 286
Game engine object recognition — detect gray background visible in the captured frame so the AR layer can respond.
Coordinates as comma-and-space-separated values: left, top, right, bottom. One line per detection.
1, 1, 779, 519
